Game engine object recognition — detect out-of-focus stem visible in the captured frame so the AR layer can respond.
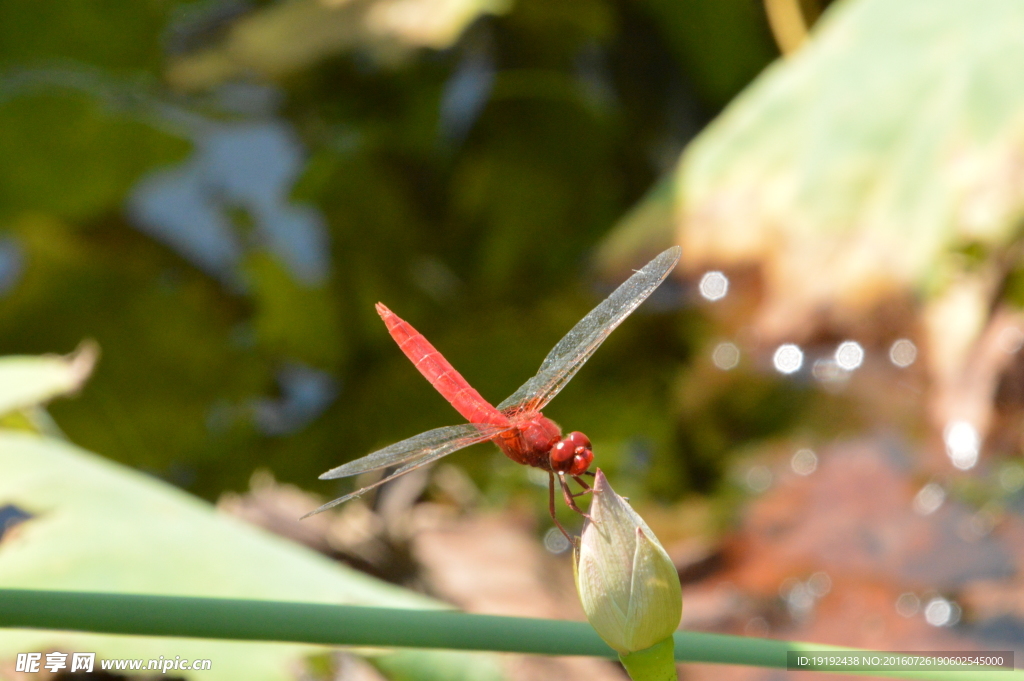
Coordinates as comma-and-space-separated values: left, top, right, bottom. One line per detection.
764, 0, 820, 55
0, 590, 1020, 679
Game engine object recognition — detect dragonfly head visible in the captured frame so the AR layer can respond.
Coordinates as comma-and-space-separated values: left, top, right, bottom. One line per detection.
550, 431, 593, 476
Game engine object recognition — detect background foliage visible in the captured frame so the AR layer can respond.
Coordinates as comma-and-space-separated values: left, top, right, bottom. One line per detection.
0, 0, 788, 519
9, 0, 1024, 679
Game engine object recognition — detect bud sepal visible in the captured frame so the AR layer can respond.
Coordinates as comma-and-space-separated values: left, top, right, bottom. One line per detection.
619, 638, 677, 681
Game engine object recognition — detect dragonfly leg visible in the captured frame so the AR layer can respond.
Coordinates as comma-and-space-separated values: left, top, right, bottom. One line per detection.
558, 472, 593, 520
548, 471, 575, 544
571, 475, 593, 495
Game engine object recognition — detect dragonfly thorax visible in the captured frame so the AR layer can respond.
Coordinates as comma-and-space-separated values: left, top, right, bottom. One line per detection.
496, 416, 594, 475
490, 413, 569, 472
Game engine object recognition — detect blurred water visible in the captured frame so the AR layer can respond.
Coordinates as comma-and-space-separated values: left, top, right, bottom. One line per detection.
438, 31, 495, 145
249, 363, 339, 436
129, 117, 329, 287
0, 237, 24, 297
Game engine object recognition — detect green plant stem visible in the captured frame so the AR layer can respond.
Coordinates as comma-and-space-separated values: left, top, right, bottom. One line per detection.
0, 590, 1017, 680
619, 638, 677, 681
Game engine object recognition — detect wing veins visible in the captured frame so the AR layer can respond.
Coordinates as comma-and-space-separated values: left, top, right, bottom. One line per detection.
498, 246, 680, 414
304, 422, 506, 518
318, 422, 505, 480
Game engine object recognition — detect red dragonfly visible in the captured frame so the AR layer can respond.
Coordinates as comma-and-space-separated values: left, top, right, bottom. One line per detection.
306, 247, 681, 536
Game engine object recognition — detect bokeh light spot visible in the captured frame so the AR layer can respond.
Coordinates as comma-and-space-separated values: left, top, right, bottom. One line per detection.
807, 571, 831, 597
835, 341, 864, 370
785, 582, 814, 619
791, 448, 818, 476
944, 420, 979, 470
913, 483, 945, 515
895, 592, 920, 617
967, 509, 996, 538
812, 359, 844, 383
746, 466, 772, 493
773, 344, 803, 374
889, 339, 917, 367
744, 617, 769, 637
712, 342, 740, 370
543, 527, 570, 554
924, 597, 959, 627
699, 271, 728, 301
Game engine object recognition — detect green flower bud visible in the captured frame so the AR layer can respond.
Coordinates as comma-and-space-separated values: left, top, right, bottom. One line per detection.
574, 470, 682, 656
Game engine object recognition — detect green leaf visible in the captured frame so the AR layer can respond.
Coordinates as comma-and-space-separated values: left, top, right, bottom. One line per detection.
0, 429, 502, 681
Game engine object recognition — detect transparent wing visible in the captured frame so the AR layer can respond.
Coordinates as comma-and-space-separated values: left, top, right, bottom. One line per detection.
302, 422, 505, 518
498, 246, 681, 415
319, 422, 506, 479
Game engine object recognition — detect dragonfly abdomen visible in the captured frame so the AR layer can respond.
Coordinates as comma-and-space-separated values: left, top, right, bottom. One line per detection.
376, 303, 508, 427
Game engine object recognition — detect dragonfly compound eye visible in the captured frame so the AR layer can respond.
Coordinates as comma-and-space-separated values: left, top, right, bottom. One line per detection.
564, 432, 593, 475
565, 431, 591, 452
569, 451, 593, 476
550, 439, 575, 467
551, 431, 592, 469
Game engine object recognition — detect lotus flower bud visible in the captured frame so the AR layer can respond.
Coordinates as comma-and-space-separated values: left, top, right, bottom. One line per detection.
574, 469, 682, 670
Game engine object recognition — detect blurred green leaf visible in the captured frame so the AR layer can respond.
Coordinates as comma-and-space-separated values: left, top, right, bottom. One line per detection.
0, 0, 169, 71
639, 0, 777, 107
595, 175, 676, 274
245, 253, 346, 371
0, 217, 278, 494
0, 92, 190, 221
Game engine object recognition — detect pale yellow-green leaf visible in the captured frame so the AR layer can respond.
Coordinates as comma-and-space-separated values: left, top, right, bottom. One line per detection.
167, 0, 512, 91
675, 0, 1024, 318
597, 0, 1024, 438
0, 343, 96, 418
0, 430, 502, 681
